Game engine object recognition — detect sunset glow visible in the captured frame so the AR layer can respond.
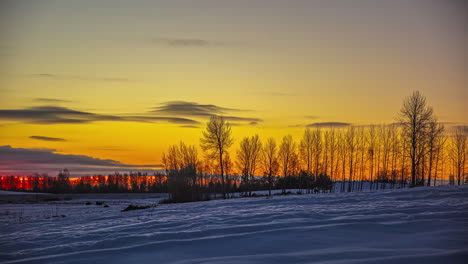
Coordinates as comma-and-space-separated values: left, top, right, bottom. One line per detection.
0, 1, 466, 177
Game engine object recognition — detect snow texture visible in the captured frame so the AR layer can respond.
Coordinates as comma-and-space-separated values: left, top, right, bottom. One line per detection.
1, 186, 467, 263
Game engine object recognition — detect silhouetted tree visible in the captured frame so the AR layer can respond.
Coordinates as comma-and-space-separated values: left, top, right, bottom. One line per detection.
200, 116, 234, 199
262, 137, 278, 196
237, 135, 262, 196
399, 91, 434, 187
450, 127, 467, 185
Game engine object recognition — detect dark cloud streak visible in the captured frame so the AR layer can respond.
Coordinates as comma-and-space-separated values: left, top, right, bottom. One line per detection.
152, 101, 262, 124
306, 122, 351, 128
34, 98, 73, 103
0, 145, 161, 168
0, 106, 199, 125
30, 136, 66, 142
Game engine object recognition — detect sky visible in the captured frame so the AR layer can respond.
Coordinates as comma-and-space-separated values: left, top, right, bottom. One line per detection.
0, 0, 467, 176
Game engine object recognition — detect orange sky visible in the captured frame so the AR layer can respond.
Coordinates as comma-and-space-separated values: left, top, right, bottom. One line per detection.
0, 0, 467, 175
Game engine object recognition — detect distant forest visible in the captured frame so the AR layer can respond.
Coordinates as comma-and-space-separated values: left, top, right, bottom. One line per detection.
1, 91, 467, 203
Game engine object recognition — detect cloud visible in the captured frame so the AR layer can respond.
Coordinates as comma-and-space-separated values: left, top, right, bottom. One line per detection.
0, 105, 199, 125
30, 136, 66, 142
124, 116, 200, 125
249, 121, 259, 126
152, 101, 238, 117
304, 115, 319, 120
0, 145, 162, 176
30, 73, 136, 83
149, 37, 231, 48
306, 122, 351, 128
34, 98, 73, 103
0, 101, 259, 126
221, 116, 262, 122
179, 125, 199, 129
152, 101, 262, 124
0, 145, 160, 168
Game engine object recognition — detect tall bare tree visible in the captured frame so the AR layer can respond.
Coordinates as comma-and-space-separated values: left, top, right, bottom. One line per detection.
262, 137, 278, 196
300, 128, 313, 175
450, 127, 467, 185
200, 116, 234, 198
426, 118, 444, 186
345, 126, 357, 192
279, 135, 296, 177
399, 91, 434, 187
237, 134, 262, 196
367, 125, 377, 190
325, 128, 338, 181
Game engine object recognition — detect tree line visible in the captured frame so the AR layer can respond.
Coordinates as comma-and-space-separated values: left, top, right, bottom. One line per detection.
1, 91, 466, 202
162, 91, 467, 202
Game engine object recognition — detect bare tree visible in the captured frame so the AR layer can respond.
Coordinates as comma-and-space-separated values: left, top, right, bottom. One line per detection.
279, 135, 296, 177
200, 116, 234, 198
262, 137, 278, 196
345, 126, 357, 192
338, 131, 347, 192
433, 132, 447, 186
426, 118, 444, 186
223, 151, 234, 196
325, 128, 338, 182
300, 128, 313, 175
380, 125, 391, 188
311, 128, 323, 177
367, 125, 377, 190
357, 127, 367, 191
236, 134, 262, 196
162, 142, 199, 201
399, 91, 434, 187
450, 127, 467, 185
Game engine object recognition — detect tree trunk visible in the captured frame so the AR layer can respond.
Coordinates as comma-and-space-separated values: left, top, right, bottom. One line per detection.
219, 152, 226, 199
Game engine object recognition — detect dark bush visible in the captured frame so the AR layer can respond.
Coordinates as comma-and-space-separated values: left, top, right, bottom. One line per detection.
121, 204, 155, 212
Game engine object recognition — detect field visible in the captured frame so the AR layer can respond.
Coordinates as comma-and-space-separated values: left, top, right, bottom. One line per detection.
1, 186, 467, 264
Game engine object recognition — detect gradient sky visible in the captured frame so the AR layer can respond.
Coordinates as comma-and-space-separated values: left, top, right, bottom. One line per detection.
0, 0, 467, 175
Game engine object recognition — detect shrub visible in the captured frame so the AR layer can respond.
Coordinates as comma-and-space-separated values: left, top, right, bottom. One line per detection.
121, 204, 155, 212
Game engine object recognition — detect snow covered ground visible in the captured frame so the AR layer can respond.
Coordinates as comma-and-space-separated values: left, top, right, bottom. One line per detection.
1, 186, 467, 264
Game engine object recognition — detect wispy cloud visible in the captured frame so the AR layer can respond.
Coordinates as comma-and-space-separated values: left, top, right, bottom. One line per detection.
0, 105, 199, 125
152, 101, 239, 117
0, 145, 162, 176
152, 101, 262, 124
30, 136, 66, 142
30, 73, 136, 83
34, 98, 73, 103
149, 37, 231, 48
304, 115, 319, 120
0, 145, 160, 167
0, 101, 260, 126
306, 122, 351, 128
